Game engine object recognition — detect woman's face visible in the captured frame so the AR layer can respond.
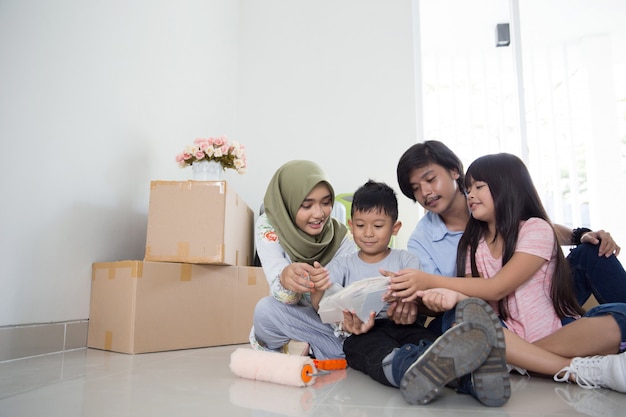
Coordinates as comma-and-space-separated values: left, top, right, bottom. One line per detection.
295, 183, 333, 236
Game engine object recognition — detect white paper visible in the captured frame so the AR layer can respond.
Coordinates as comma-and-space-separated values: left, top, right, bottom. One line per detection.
317, 276, 390, 323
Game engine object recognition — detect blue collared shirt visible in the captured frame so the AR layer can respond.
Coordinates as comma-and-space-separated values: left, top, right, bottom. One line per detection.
407, 210, 463, 277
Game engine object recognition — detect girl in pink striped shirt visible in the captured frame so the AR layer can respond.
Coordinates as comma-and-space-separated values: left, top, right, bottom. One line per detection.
390, 153, 626, 393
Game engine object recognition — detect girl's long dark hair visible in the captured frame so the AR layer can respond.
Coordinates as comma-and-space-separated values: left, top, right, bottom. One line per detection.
455, 153, 584, 319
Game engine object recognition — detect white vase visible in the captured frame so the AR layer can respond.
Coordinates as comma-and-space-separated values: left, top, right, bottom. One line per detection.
192, 160, 223, 181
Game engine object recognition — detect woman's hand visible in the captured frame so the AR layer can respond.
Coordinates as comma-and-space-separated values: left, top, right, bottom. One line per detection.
342, 310, 375, 335
279, 262, 316, 293
582, 229, 621, 257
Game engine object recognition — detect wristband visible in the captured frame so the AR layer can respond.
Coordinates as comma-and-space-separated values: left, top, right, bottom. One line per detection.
571, 227, 592, 245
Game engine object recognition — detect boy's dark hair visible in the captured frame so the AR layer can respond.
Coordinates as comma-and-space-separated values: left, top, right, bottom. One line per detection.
351, 180, 398, 223
396, 140, 465, 201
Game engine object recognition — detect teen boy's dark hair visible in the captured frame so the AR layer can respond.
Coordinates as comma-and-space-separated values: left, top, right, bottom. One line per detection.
351, 180, 398, 223
396, 140, 465, 201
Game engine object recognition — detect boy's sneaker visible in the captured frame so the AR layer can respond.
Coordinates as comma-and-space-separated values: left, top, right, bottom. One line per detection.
455, 298, 511, 406
400, 321, 493, 405
554, 351, 626, 393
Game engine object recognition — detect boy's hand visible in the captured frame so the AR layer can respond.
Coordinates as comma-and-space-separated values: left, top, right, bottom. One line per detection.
342, 310, 375, 335
381, 275, 419, 324
386, 300, 418, 325
416, 288, 467, 312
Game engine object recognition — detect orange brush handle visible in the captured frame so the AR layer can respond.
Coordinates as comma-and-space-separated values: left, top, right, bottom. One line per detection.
313, 358, 347, 371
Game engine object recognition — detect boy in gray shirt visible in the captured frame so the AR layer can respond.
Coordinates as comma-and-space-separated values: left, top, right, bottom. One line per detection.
314, 180, 509, 407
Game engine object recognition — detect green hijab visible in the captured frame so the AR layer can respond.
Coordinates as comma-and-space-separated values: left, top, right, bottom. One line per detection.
264, 160, 348, 266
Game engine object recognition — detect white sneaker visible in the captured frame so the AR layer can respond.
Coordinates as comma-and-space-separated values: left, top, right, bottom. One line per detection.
554, 351, 626, 393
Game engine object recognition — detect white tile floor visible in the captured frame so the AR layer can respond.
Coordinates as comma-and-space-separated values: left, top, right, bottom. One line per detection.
0, 344, 624, 417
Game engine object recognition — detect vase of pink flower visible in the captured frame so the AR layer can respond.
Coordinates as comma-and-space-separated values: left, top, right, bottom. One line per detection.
191, 159, 223, 180
175, 136, 246, 180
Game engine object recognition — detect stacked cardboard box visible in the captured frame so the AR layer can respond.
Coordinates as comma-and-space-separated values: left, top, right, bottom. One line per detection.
145, 181, 253, 265
88, 180, 269, 354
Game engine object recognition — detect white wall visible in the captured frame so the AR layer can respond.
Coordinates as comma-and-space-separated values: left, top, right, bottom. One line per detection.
0, 0, 241, 326
231, 0, 419, 230
0, 0, 419, 326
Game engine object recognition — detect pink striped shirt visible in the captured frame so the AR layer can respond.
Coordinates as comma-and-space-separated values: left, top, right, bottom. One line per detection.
466, 217, 562, 342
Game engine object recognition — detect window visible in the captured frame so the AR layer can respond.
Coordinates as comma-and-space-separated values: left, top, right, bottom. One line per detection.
416, 0, 626, 252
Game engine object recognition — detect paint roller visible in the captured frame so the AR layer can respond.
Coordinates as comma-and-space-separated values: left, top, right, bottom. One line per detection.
229, 348, 346, 387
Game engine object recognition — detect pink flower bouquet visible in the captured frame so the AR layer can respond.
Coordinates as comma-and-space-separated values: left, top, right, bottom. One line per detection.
175, 136, 246, 173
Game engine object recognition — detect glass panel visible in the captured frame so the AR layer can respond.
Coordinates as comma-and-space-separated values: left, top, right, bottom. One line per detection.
417, 0, 626, 251
418, 0, 519, 163
519, 0, 626, 246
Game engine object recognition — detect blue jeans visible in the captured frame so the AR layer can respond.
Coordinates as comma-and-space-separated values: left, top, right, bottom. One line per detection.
343, 319, 437, 387
440, 303, 626, 352
433, 243, 626, 336
562, 303, 626, 350
568, 243, 626, 305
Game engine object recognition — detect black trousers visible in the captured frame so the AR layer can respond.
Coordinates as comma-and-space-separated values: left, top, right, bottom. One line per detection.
342, 319, 438, 386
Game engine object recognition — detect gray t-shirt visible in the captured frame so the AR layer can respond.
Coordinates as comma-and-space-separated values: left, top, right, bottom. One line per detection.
322, 249, 422, 322
325, 248, 421, 287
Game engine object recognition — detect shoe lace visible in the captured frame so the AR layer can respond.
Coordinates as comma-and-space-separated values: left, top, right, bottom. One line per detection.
554, 357, 602, 390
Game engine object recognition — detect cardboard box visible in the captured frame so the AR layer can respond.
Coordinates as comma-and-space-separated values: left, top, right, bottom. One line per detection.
87, 261, 269, 354
145, 180, 253, 265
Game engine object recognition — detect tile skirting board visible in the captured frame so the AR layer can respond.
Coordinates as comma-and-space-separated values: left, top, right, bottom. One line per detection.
0, 320, 88, 362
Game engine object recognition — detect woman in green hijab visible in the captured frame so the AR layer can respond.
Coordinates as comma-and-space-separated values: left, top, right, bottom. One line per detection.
250, 160, 357, 359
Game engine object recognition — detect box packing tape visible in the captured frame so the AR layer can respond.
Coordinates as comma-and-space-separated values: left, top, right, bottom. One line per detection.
247, 268, 257, 285
213, 181, 226, 195
105, 331, 113, 351
92, 261, 143, 280
149, 180, 224, 190
180, 264, 193, 281
177, 241, 190, 258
